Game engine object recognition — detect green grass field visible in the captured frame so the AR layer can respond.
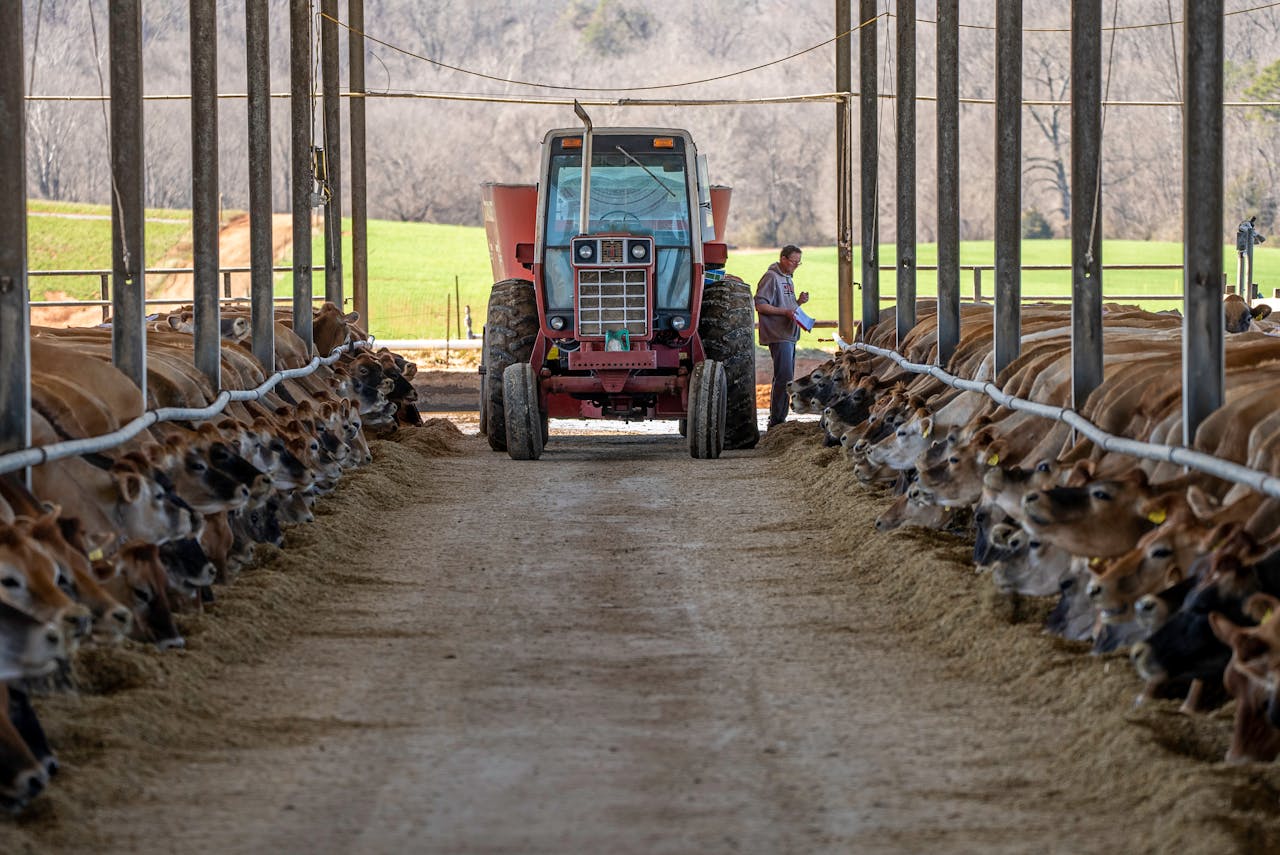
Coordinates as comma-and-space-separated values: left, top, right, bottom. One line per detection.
27, 201, 196, 302
29, 201, 1280, 340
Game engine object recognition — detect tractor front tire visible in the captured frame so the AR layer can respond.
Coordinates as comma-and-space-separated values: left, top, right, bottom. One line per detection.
503, 362, 544, 460
688, 359, 727, 459
482, 278, 539, 452
699, 275, 759, 449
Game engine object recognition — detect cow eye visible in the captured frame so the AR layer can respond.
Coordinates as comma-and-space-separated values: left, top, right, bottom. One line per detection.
1036, 461, 1051, 473
1150, 547, 1174, 559
1, 575, 22, 589
1029, 540, 1043, 550
948, 456, 960, 465
132, 586, 153, 604
188, 460, 207, 473
1089, 489, 1112, 501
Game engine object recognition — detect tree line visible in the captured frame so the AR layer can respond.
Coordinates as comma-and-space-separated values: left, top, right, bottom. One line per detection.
21, 0, 1280, 249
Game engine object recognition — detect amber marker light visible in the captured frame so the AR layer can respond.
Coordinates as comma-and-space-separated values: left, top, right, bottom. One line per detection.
652, 138, 674, 148
562, 137, 583, 149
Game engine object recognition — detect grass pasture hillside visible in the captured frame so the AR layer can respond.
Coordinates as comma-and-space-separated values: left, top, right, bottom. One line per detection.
27, 200, 197, 302
29, 202, 1280, 340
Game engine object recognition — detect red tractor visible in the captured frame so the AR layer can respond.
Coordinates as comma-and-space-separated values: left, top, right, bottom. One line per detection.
479, 107, 758, 460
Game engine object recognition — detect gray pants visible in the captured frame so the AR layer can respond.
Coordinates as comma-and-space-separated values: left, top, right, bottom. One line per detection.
768, 340, 795, 427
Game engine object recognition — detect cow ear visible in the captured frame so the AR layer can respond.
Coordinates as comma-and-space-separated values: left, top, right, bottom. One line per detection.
1245, 593, 1280, 624
167, 314, 182, 329
1163, 565, 1184, 588
91, 559, 118, 582
1208, 611, 1243, 647
343, 311, 361, 324
115, 471, 144, 504
1138, 497, 1169, 526
1252, 303, 1272, 321
919, 416, 933, 439
1186, 484, 1219, 521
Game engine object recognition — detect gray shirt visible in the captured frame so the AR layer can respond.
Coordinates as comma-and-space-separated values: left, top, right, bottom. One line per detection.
754, 262, 800, 344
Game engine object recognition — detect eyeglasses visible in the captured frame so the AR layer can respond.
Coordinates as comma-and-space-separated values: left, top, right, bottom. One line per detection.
785, 257, 802, 266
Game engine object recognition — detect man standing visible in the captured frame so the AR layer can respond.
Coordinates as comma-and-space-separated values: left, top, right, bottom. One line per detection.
754, 245, 809, 428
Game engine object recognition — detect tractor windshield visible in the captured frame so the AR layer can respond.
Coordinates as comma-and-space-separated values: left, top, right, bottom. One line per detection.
544, 142, 693, 312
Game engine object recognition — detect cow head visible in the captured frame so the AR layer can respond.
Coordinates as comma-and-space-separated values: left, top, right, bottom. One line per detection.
1208, 594, 1280, 763
1019, 468, 1169, 558
1223, 293, 1272, 334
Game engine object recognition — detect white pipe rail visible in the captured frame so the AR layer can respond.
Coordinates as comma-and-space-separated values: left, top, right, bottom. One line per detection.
0, 340, 370, 476
834, 334, 1280, 500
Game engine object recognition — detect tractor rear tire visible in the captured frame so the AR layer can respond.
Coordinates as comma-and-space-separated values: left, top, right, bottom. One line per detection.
503, 362, 544, 460
699, 275, 759, 450
482, 279, 539, 452
688, 359, 727, 459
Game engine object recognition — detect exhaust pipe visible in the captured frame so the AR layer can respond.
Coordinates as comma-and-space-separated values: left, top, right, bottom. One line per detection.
574, 100, 593, 235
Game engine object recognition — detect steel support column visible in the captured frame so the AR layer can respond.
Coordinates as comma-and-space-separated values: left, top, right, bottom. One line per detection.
994, 0, 1022, 374
321, 0, 344, 309
110, 0, 146, 393
290, 0, 313, 353
936, 1, 960, 366
895, 1, 916, 344
859, 0, 879, 335
836, 1, 853, 342
349, 0, 369, 328
190, 0, 220, 387
1182, 0, 1224, 441
246, 0, 275, 371
0, 2, 29, 458
1071, 0, 1103, 408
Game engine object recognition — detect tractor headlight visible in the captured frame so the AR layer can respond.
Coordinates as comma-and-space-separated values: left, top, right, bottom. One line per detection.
549, 315, 567, 331
577, 243, 594, 260
631, 243, 646, 259
670, 315, 688, 331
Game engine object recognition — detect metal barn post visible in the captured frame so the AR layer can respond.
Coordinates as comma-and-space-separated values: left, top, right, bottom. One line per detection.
109, 0, 147, 394
246, 0, 276, 371
859, 0, 879, 335
895, 1, 916, 343
836, 0, 854, 342
321, 0, 344, 309
935, 1, 960, 366
1182, 0, 1225, 441
290, 0, 313, 353
994, 0, 1022, 374
191, 0, 220, 388
0, 2, 29, 458
349, 0, 369, 328
1071, 0, 1103, 408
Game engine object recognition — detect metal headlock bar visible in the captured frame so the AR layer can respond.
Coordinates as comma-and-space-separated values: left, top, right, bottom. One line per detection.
0, 340, 370, 477
834, 334, 1280, 501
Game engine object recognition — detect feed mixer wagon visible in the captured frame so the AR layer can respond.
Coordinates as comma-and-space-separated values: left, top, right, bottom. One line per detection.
480, 106, 758, 460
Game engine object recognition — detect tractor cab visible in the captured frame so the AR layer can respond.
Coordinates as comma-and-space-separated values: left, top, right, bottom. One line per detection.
480, 113, 756, 461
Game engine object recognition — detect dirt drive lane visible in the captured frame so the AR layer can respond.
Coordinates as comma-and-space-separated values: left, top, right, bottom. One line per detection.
15, 422, 1268, 854
54, 428, 1118, 855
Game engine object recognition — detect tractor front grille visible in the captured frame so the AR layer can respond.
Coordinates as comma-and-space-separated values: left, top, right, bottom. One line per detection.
577, 269, 648, 339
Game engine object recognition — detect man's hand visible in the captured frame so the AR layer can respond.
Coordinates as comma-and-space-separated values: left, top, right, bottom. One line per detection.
798, 291, 810, 305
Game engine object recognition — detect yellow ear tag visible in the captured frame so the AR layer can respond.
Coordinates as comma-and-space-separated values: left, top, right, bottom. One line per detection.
88, 548, 104, 562
922, 425, 931, 438
1089, 557, 1102, 568
1265, 609, 1275, 624
986, 453, 999, 466
1146, 508, 1167, 525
